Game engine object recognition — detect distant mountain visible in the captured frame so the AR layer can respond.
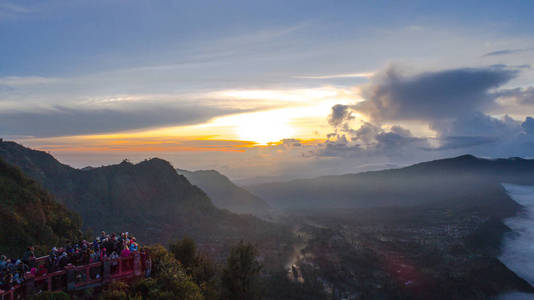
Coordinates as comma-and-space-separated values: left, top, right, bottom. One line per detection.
176, 168, 270, 215
0, 157, 82, 256
249, 155, 534, 217
0, 141, 292, 258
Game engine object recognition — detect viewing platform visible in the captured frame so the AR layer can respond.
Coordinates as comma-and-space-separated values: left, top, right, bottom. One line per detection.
0, 252, 151, 300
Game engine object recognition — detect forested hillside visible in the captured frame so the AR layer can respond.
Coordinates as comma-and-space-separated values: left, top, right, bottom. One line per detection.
0, 158, 82, 256
0, 141, 293, 264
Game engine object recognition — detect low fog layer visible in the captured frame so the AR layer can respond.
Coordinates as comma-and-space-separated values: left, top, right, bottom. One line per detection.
500, 184, 534, 285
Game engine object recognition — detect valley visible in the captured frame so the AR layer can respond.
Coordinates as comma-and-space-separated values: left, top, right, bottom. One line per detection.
284, 207, 533, 299
2, 140, 534, 299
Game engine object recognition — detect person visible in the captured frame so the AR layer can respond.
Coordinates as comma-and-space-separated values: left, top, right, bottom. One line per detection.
100, 248, 107, 260
144, 255, 152, 278
129, 238, 138, 252
3, 272, 13, 289
103, 238, 113, 256
0, 229, 142, 289
120, 246, 130, 258
110, 251, 119, 260
89, 249, 99, 263
58, 252, 69, 268
13, 272, 23, 284
22, 247, 35, 268
0, 255, 7, 271
99, 231, 106, 242
47, 250, 58, 272
112, 235, 121, 254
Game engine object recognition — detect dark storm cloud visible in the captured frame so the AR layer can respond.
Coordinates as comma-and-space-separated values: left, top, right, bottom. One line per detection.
0, 105, 240, 137
355, 66, 517, 122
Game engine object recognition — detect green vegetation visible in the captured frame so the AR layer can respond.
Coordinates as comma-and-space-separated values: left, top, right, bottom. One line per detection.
221, 241, 262, 300
0, 157, 82, 256
99, 239, 249, 300
33, 291, 71, 300
98, 238, 326, 300
100, 244, 203, 300
169, 237, 219, 298
169, 237, 198, 271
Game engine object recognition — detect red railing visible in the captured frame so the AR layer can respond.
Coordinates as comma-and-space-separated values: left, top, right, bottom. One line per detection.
0, 252, 150, 299
0, 285, 22, 300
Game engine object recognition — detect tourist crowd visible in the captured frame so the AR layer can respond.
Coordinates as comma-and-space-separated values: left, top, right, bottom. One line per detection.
0, 231, 140, 291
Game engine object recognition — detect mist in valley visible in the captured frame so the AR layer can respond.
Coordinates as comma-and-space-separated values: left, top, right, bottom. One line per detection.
500, 185, 534, 286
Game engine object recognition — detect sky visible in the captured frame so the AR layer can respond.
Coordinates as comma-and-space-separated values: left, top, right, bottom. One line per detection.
1, 0, 534, 183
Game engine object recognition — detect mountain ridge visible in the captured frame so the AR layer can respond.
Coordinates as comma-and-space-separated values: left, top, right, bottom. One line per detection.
248, 154, 534, 216
176, 168, 270, 215
0, 141, 292, 260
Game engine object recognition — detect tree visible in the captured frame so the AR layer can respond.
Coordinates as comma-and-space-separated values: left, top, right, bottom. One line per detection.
99, 281, 137, 300
133, 245, 204, 300
221, 241, 262, 300
169, 237, 219, 299
169, 237, 197, 271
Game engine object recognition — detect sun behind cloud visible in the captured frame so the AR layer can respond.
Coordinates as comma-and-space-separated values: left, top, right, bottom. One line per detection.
235, 112, 295, 145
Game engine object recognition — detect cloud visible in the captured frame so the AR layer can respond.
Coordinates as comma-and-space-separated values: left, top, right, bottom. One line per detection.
0, 104, 240, 137
315, 121, 422, 158
483, 48, 531, 57
0, 2, 34, 20
311, 64, 534, 162
280, 138, 302, 147
0, 76, 60, 87
522, 117, 534, 135
495, 87, 534, 105
433, 112, 521, 138
0, 82, 354, 139
328, 104, 354, 127
0, 3, 32, 14
427, 136, 498, 151
354, 66, 517, 122
322, 104, 420, 157
295, 72, 374, 79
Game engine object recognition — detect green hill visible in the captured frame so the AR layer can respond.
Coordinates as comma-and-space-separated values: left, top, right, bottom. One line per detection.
0, 157, 82, 257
